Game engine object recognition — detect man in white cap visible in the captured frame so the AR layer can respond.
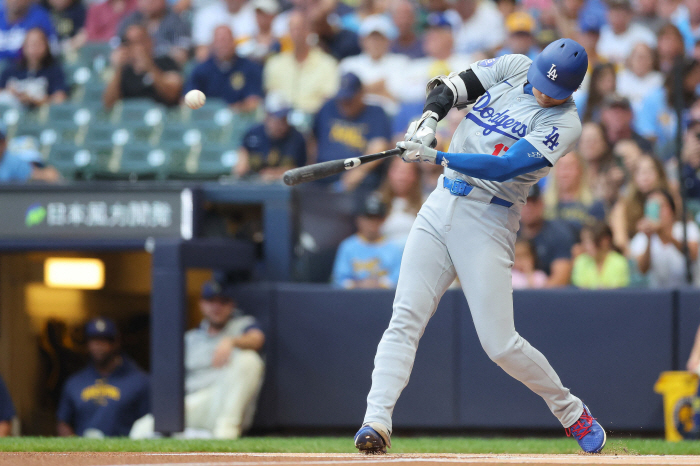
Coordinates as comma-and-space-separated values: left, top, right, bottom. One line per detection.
339, 14, 408, 115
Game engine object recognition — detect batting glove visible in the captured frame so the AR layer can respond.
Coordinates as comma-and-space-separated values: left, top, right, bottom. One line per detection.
404, 111, 438, 148
397, 141, 438, 164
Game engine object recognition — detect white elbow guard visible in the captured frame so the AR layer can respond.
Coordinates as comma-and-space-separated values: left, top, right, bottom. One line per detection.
426, 72, 470, 108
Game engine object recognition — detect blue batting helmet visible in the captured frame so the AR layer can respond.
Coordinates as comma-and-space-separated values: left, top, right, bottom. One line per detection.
527, 38, 588, 100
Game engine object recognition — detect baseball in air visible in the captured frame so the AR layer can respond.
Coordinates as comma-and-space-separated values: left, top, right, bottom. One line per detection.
185, 90, 206, 109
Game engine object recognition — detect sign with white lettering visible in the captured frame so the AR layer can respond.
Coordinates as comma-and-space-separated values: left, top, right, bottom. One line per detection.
0, 188, 193, 240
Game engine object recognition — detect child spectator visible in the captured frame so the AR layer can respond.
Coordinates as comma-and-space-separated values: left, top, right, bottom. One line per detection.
236, 93, 306, 181
610, 153, 671, 254
630, 189, 700, 288
332, 195, 403, 289
57, 318, 149, 437
0, 375, 15, 437
572, 222, 630, 289
512, 239, 548, 289
0, 28, 67, 108
543, 151, 606, 235
378, 157, 423, 244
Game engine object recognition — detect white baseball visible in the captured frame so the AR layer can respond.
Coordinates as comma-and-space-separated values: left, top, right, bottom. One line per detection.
185, 90, 206, 110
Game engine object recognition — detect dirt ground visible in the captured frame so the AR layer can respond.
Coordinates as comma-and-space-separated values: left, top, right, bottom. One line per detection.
2, 453, 700, 466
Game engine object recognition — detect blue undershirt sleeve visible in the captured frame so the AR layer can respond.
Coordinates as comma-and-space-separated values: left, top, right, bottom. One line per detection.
434, 139, 551, 182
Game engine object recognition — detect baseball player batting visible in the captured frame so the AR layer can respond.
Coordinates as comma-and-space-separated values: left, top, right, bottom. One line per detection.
354, 39, 606, 455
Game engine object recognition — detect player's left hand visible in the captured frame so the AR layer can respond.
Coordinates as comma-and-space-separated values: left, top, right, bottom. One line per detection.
397, 141, 437, 164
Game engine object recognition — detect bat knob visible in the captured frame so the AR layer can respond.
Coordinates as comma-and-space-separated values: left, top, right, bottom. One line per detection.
283, 172, 294, 186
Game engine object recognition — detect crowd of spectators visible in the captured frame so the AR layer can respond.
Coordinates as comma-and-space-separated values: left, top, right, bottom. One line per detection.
1, 0, 700, 289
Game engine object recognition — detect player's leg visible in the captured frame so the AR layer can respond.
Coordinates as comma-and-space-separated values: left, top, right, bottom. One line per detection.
209, 349, 265, 439
361, 188, 458, 446
447, 200, 584, 427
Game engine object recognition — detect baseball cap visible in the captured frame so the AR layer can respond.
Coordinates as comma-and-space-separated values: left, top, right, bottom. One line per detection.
578, 11, 604, 34
506, 12, 535, 34
336, 72, 363, 100
602, 94, 632, 111
358, 15, 398, 40
201, 280, 232, 300
85, 318, 118, 340
265, 92, 292, 118
357, 194, 388, 217
252, 0, 280, 15
425, 12, 453, 30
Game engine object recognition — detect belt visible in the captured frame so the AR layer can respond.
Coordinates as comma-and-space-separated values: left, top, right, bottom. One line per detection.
442, 177, 513, 208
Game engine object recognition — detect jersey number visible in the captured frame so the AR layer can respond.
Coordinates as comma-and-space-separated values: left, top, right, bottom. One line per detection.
492, 144, 509, 156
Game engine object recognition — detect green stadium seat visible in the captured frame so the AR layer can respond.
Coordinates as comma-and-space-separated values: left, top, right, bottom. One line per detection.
72, 81, 105, 105
117, 144, 171, 180
82, 141, 118, 178
173, 98, 228, 123
196, 145, 238, 178
84, 124, 133, 146
46, 143, 94, 179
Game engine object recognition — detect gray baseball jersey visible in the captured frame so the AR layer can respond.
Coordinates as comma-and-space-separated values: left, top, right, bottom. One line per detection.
444, 54, 582, 206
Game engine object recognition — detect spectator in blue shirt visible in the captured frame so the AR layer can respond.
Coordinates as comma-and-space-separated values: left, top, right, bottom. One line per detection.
0, 131, 60, 182
185, 25, 262, 113
0, 0, 57, 61
57, 318, 149, 437
312, 72, 391, 191
332, 194, 403, 288
236, 93, 306, 181
0, 375, 15, 436
635, 59, 700, 159
0, 28, 67, 108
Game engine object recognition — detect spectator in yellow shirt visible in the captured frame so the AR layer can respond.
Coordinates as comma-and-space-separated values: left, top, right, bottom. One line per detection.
572, 222, 630, 289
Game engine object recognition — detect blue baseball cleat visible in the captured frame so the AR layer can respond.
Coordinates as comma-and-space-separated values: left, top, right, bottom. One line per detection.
566, 404, 606, 453
354, 425, 387, 454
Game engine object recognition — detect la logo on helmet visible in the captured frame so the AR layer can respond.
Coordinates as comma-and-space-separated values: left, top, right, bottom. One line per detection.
547, 64, 557, 81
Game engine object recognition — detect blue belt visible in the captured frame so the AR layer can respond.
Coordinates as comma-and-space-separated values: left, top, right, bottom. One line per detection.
443, 177, 513, 208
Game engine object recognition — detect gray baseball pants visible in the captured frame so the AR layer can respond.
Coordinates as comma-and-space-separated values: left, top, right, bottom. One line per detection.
363, 177, 583, 432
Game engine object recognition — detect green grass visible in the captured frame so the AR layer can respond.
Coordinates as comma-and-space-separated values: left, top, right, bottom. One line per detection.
1, 436, 700, 455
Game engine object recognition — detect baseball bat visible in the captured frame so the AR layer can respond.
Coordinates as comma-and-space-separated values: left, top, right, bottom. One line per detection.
283, 148, 402, 186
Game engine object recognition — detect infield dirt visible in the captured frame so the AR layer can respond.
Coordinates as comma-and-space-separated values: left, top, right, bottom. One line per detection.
2, 452, 700, 466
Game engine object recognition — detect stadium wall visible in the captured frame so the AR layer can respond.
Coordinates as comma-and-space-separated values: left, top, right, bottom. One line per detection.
153, 284, 687, 433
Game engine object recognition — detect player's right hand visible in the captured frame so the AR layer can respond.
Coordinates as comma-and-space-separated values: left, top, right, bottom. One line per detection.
405, 111, 438, 148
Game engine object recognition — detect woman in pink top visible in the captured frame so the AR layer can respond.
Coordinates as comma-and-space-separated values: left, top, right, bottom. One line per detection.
85, 0, 138, 42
